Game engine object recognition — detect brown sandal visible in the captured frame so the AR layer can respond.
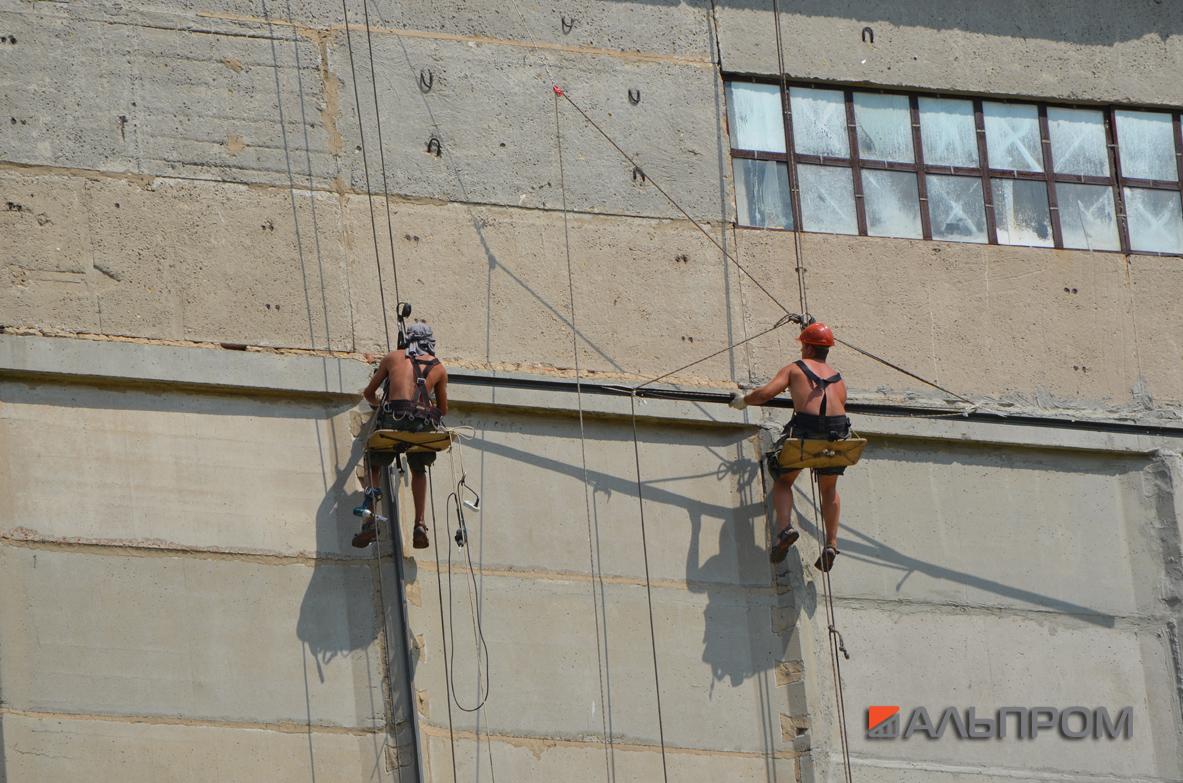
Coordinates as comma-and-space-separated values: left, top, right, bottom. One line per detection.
814, 546, 839, 573
351, 519, 376, 549
769, 526, 800, 563
412, 522, 430, 549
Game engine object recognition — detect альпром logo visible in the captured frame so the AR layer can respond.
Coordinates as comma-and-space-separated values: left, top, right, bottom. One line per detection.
866, 706, 900, 739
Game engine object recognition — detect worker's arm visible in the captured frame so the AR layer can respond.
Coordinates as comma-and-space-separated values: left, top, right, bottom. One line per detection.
362, 354, 390, 408
730, 364, 793, 409
434, 368, 449, 417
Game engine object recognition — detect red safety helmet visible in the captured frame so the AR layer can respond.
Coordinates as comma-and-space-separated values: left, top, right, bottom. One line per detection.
797, 322, 835, 347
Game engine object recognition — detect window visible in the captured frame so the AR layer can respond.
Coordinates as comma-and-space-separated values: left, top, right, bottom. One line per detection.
724, 79, 1183, 255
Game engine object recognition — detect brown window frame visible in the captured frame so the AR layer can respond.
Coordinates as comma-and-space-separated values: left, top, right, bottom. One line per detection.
724, 76, 1183, 257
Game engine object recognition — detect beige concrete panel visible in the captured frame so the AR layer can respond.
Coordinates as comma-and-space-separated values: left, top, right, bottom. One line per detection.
407, 570, 800, 755
734, 229, 1183, 411
0, 711, 395, 783
828, 436, 1157, 617
343, 198, 742, 377
813, 605, 1182, 781
414, 408, 769, 589
714, 2, 1183, 107
329, 32, 731, 220
1127, 255, 1183, 409
0, 380, 366, 559
423, 732, 797, 783
0, 8, 339, 187
0, 170, 356, 350
0, 545, 386, 729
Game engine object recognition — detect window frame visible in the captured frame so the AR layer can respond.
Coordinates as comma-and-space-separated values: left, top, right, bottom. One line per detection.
723, 76, 1183, 256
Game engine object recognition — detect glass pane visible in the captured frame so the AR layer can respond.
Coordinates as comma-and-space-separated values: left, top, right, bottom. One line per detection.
1048, 107, 1109, 177
790, 87, 849, 158
991, 179, 1053, 247
725, 82, 786, 153
927, 174, 987, 243
1115, 110, 1177, 181
1058, 183, 1120, 251
854, 93, 914, 163
862, 169, 922, 238
797, 164, 857, 235
983, 102, 1043, 172
918, 97, 978, 168
733, 158, 793, 229
1124, 187, 1183, 253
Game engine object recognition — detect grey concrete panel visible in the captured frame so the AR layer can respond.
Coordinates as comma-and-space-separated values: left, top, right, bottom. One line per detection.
734, 230, 1183, 412
714, 1, 1183, 107
423, 732, 797, 783
829, 436, 1161, 617
407, 569, 800, 755
329, 31, 730, 220
814, 604, 1183, 781
0, 380, 367, 559
0, 170, 356, 350
0, 8, 340, 187
0, 711, 395, 783
0, 545, 385, 729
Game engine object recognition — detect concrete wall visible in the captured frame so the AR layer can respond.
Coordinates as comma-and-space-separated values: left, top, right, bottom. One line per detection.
3, 0, 1183, 781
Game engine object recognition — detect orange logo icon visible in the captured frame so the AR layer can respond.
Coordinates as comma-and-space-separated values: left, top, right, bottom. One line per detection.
866, 706, 900, 739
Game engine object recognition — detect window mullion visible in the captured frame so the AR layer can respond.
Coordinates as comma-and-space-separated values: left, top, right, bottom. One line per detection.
973, 99, 999, 245
1107, 107, 1133, 254
844, 89, 868, 236
1038, 105, 1065, 248
910, 95, 933, 240
779, 84, 804, 233
1173, 112, 1183, 193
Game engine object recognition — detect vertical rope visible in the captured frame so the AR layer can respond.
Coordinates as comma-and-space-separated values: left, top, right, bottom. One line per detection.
428, 467, 460, 782
555, 89, 615, 783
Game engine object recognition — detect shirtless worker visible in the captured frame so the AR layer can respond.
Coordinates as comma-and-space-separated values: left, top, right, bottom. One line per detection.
729, 322, 849, 572
352, 322, 448, 550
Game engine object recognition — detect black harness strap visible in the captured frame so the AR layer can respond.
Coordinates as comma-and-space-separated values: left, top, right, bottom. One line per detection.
412, 356, 440, 410
795, 359, 842, 416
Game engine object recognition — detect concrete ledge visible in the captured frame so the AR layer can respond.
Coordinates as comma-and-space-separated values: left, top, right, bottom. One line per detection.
0, 333, 369, 398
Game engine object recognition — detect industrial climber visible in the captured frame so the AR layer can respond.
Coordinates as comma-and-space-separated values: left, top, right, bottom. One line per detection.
729, 322, 849, 572
353, 322, 449, 550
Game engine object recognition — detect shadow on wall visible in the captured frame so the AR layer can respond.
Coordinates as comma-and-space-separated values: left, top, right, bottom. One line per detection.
711, 0, 1183, 44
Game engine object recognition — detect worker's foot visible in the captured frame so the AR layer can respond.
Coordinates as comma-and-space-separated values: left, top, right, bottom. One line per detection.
351, 520, 376, 548
814, 546, 839, 573
769, 526, 801, 563
412, 522, 429, 549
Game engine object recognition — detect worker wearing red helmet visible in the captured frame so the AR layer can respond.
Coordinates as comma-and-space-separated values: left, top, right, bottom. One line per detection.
729, 320, 849, 572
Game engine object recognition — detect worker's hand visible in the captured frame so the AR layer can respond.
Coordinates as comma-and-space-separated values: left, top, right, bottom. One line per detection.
728, 392, 748, 411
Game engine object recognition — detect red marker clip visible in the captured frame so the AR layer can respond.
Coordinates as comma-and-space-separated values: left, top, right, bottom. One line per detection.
552, 85, 564, 96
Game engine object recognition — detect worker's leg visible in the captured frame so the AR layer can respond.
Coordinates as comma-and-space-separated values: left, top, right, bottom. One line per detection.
816, 474, 841, 548
410, 469, 427, 524
771, 469, 801, 533
369, 462, 383, 495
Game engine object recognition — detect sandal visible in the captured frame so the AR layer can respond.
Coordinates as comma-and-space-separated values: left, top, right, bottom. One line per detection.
769, 526, 801, 563
814, 546, 839, 573
412, 522, 430, 549
351, 519, 376, 549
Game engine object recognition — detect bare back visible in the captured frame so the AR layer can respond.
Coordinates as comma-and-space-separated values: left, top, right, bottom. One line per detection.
364, 349, 449, 414
787, 358, 846, 416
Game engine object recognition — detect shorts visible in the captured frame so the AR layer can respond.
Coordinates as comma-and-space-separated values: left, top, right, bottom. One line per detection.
369, 409, 440, 474
764, 413, 853, 478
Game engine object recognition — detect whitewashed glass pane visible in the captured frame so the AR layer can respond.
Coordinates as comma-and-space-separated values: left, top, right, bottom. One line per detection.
991, 179, 1053, 247
862, 170, 922, 238
1048, 107, 1109, 177
927, 175, 987, 243
798, 164, 857, 234
733, 159, 793, 229
918, 97, 978, 168
790, 87, 849, 158
854, 93, 914, 163
725, 82, 786, 153
983, 102, 1043, 172
1058, 183, 1119, 251
1124, 187, 1183, 253
1116, 110, 1177, 181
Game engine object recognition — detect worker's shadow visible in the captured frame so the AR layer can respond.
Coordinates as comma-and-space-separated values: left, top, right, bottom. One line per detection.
686, 455, 817, 689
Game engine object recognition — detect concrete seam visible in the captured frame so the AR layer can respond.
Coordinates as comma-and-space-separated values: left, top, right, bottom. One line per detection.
0, 706, 381, 736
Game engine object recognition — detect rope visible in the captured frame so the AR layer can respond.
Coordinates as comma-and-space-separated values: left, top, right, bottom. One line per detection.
340, 0, 392, 350
443, 471, 492, 713
427, 467, 460, 782
555, 90, 616, 781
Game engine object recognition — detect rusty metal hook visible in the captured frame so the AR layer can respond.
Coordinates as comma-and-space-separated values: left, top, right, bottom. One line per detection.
862, 26, 874, 44
419, 68, 433, 93
561, 16, 575, 35
628, 88, 641, 105
426, 137, 442, 157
